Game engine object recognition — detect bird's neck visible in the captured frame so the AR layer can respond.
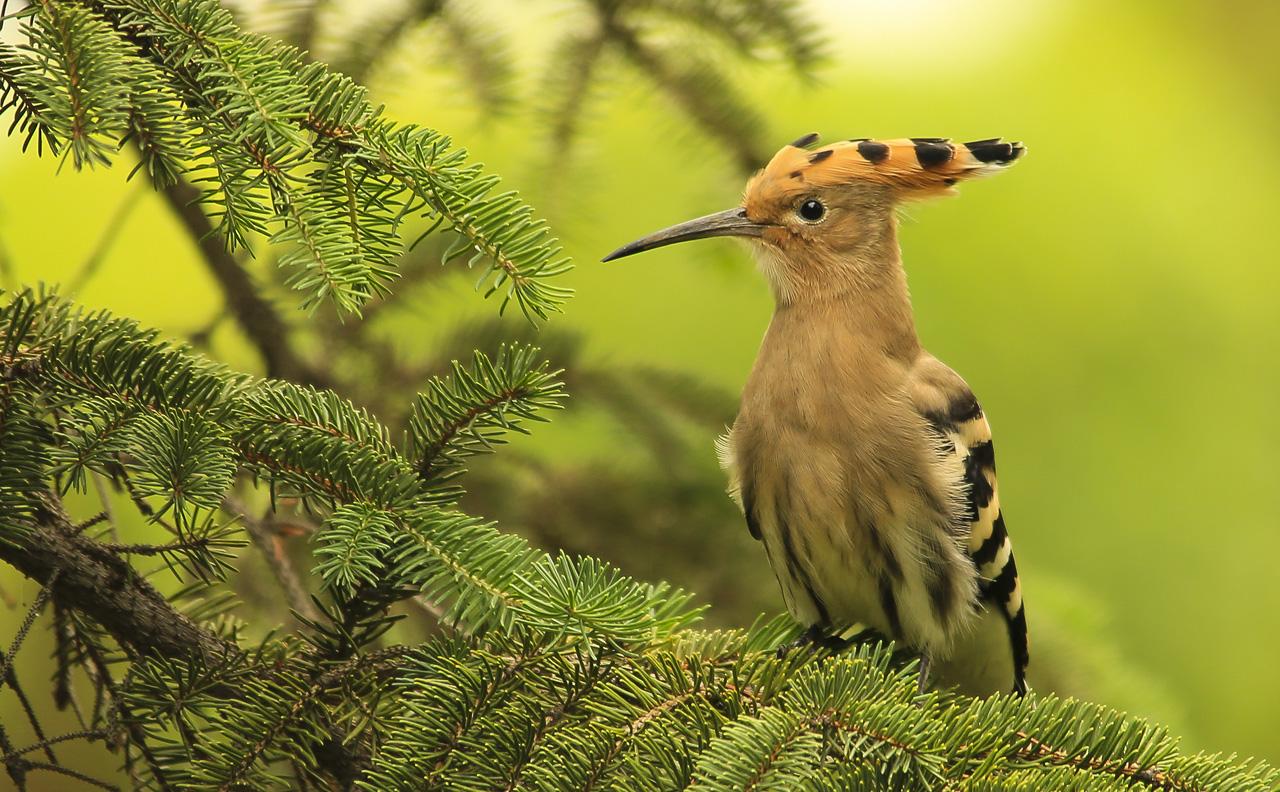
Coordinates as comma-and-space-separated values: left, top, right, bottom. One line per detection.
771, 226, 921, 362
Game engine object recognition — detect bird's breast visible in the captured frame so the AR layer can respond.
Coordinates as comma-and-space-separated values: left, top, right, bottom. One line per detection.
737, 310, 917, 458
733, 333, 951, 547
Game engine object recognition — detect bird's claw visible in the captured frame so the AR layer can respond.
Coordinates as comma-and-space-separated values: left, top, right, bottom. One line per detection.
916, 652, 933, 698
777, 625, 852, 659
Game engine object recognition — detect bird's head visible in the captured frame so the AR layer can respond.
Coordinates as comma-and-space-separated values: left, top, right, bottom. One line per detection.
603, 133, 1024, 303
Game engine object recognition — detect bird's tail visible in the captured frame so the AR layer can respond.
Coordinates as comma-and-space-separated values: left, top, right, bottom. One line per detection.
792, 137, 1025, 200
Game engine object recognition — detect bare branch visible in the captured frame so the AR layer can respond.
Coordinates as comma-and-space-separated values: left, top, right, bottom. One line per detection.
89, 472, 118, 542
9, 760, 116, 790
223, 496, 320, 623
64, 186, 146, 297
156, 178, 325, 386
0, 567, 59, 682
0, 492, 370, 784
605, 20, 766, 175
3, 728, 105, 763
0, 493, 236, 665
4, 669, 59, 764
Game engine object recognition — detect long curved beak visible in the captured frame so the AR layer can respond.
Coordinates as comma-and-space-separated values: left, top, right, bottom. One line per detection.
601, 207, 767, 262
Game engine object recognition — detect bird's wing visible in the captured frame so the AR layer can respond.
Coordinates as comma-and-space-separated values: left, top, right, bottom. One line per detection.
715, 430, 760, 540
915, 376, 1029, 695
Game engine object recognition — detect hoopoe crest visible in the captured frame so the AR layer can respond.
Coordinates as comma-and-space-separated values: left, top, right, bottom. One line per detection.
605, 134, 1029, 696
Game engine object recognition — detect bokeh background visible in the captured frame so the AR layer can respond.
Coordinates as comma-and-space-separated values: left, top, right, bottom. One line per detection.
2, 0, 1278, 778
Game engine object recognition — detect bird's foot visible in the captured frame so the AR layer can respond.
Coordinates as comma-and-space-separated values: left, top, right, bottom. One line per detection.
776, 625, 852, 659
915, 651, 933, 698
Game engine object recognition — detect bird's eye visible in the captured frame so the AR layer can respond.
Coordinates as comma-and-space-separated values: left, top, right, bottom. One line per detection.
797, 198, 826, 223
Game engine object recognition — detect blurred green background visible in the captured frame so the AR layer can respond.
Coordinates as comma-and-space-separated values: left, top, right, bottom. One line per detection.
2, 0, 1278, 775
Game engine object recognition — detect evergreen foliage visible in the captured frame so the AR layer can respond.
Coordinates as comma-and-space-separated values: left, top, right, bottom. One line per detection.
533, 0, 825, 172
2, 0, 572, 318
0, 1, 1276, 790
259, 0, 824, 172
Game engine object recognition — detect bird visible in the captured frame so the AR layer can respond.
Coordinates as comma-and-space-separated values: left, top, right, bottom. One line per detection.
602, 133, 1029, 696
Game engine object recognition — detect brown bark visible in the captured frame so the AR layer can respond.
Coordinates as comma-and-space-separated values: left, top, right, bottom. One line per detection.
0, 492, 368, 787
0, 493, 236, 664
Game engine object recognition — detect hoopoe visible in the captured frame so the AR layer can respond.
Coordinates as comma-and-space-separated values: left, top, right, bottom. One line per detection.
603, 134, 1029, 696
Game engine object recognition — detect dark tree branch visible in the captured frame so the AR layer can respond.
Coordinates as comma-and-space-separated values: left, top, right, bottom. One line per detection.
0, 493, 235, 665
223, 496, 320, 624
9, 760, 116, 790
290, 0, 335, 54
546, 31, 606, 154
604, 21, 766, 175
329, 0, 445, 82
64, 186, 145, 297
156, 178, 325, 387
0, 568, 57, 682
4, 669, 59, 764
79, 633, 173, 792
0, 492, 370, 787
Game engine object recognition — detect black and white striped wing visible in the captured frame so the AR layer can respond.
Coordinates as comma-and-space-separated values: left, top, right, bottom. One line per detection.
925, 395, 1029, 695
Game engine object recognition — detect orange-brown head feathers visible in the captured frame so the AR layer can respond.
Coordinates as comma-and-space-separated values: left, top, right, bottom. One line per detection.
746, 134, 1024, 214
603, 132, 1024, 303
738, 134, 1024, 301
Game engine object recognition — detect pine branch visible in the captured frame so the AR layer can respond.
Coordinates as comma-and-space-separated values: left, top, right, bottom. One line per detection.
0, 5, 1273, 786
606, 18, 766, 174
0, 40, 62, 155
157, 176, 326, 385
275, 0, 335, 53
225, 496, 321, 623
327, 0, 446, 82
647, 0, 825, 72
0, 353, 46, 528
132, 0, 569, 318
0, 490, 374, 786
6, 288, 1277, 789
410, 344, 566, 488
1, 0, 574, 319
433, 2, 514, 115
17, 0, 134, 168
312, 501, 393, 600
542, 30, 608, 155
0, 492, 236, 664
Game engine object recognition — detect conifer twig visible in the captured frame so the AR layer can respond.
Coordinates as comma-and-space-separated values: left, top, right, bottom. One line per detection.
601, 19, 765, 174
223, 495, 320, 623
64, 185, 145, 296
0, 492, 235, 664
155, 177, 325, 386
3, 669, 58, 764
